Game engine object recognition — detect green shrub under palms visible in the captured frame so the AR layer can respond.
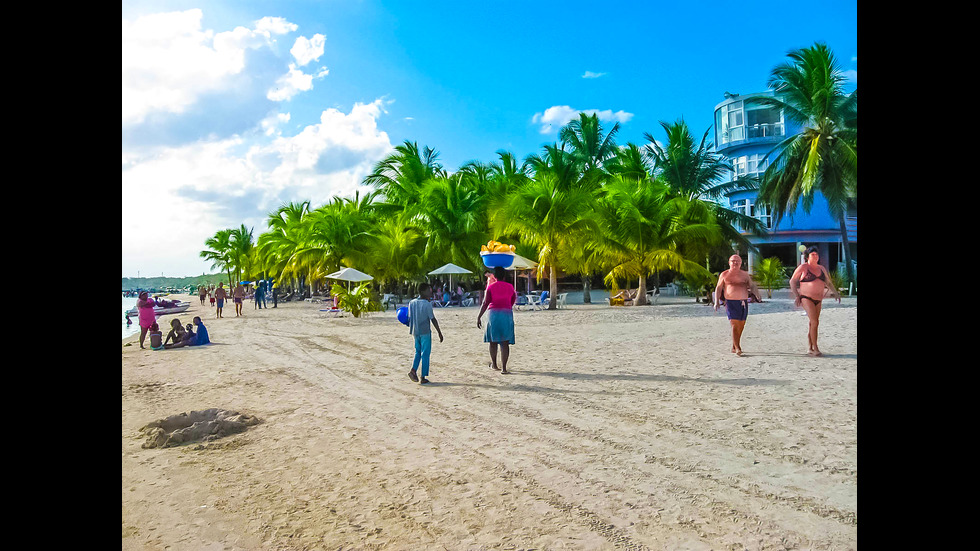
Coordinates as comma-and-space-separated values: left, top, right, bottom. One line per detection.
752, 257, 787, 298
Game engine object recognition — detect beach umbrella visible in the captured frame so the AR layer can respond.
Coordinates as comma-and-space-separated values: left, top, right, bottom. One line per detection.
427, 263, 473, 293
326, 267, 374, 292
505, 253, 538, 291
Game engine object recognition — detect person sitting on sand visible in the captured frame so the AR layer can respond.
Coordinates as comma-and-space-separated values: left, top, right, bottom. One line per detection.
163, 319, 186, 348
149, 322, 164, 350
192, 316, 210, 346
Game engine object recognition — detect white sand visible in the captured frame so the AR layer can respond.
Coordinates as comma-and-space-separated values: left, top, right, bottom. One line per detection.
122, 291, 857, 550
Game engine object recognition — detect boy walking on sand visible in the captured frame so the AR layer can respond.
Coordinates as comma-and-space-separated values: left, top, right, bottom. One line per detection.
407, 283, 443, 384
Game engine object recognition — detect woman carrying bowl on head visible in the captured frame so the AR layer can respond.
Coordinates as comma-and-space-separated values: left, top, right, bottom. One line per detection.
477, 265, 517, 374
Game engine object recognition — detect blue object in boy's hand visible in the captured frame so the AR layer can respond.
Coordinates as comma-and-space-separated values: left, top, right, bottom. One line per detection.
397, 306, 409, 326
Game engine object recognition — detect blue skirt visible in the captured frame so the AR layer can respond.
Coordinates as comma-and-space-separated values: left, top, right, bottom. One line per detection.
484, 308, 516, 344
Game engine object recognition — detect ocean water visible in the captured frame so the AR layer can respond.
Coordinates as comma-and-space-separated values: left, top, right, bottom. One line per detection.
122, 296, 139, 339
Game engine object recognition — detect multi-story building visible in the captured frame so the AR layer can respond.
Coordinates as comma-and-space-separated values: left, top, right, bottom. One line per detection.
713, 90, 856, 278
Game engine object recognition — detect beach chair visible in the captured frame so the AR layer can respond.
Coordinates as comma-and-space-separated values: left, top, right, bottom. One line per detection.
556, 293, 568, 309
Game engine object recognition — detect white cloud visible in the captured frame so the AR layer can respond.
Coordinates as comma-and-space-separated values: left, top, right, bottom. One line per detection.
267, 64, 315, 101
582, 71, 606, 79
843, 69, 857, 84
531, 105, 634, 134
122, 9, 298, 125
122, 100, 394, 276
291, 33, 326, 66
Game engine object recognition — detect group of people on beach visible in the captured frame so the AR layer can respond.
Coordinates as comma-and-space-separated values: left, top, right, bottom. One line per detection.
135, 291, 211, 350
714, 246, 841, 357
405, 248, 842, 384
198, 280, 278, 320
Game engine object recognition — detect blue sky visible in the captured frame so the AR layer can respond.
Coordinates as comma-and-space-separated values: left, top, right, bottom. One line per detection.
122, 0, 857, 278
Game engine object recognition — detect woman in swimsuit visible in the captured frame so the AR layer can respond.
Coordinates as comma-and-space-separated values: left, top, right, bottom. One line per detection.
789, 246, 842, 356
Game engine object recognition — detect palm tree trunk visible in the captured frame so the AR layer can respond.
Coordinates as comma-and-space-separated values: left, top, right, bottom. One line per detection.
549, 265, 558, 309
582, 274, 592, 303
635, 274, 649, 305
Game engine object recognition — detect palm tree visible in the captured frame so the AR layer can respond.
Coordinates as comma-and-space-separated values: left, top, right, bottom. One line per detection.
256, 201, 313, 289
645, 120, 766, 259
593, 175, 721, 305
559, 112, 621, 172
364, 140, 443, 208
492, 171, 599, 310
416, 171, 489, 274
365, 214, 426, 296
755, 42, 857, 282
228, 224, 255, 284
606, 143, 652, 182
200, 229, 235, 287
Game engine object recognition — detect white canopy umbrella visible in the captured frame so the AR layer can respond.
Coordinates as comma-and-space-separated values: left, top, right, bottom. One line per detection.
505, 253, 539, 292
428, 263, 473, 294
326, 267, 374, 292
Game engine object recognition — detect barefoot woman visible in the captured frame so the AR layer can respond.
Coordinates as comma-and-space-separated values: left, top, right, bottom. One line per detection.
477, 266, 517, 374
789, 246, 842, 356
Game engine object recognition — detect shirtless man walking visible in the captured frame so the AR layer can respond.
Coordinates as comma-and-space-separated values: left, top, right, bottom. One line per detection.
233, 283, 245, 317
714, 254, 761, 356
214, 282, 228, 319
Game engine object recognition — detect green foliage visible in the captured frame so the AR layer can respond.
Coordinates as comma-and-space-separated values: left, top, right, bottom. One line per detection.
752, 257, 787, 298
330, 282, 382, 318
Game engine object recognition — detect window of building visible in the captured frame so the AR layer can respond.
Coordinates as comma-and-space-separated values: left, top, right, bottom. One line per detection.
745, 100, 783, 138
715, 101, 744, 145
732, 154, 769, 179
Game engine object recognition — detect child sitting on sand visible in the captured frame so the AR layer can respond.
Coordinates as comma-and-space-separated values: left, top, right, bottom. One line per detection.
149, 323, 164, 350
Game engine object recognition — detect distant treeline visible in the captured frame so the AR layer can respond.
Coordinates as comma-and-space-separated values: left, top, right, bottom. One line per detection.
121, 274, 227, 291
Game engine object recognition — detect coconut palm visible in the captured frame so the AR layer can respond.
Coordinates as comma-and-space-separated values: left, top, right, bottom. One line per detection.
256, 201, 313, 288
492, 171, 599, 310
364, 214, 426, 296
644, 120, 766, 257
416, 171, 488, 274
755, 42, 857, 282
364, 140, 443, 208
559, 112, 621, 172
606, 143, 652, 182
200, 228, 235, 287
593, 175, 721, 305
228, 224, 255, 284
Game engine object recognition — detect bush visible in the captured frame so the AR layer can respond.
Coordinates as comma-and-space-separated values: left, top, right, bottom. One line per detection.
330, 283, 383, 318
752, 257, 787, 299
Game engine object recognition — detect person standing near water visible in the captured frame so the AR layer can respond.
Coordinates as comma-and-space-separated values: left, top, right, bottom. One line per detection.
136, 291, 157, 349
477, 266, 517, 374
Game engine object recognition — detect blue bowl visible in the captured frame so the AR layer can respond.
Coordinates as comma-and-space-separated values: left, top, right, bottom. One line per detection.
481, 252, 514, 269
396, 306, 409, 326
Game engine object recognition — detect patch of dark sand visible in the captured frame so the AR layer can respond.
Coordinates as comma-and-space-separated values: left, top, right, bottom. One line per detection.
140, 408, 261, 449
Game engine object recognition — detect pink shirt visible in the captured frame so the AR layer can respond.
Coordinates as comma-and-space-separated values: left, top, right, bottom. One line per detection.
137, 298, 156, 328
486, 281, 516, 310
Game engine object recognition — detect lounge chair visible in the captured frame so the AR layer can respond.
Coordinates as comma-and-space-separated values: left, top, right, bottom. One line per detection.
556, 293, 568, 309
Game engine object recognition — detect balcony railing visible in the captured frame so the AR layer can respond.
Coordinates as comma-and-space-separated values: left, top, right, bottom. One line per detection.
720, 123, 784, 145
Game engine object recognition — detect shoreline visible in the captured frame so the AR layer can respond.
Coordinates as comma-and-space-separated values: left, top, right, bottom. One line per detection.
123, 291, 857, 549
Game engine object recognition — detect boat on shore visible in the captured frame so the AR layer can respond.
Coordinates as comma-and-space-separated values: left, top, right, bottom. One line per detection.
125, 300, 191, 318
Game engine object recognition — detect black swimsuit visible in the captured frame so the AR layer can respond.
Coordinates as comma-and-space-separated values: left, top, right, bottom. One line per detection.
799, 268, 826, 304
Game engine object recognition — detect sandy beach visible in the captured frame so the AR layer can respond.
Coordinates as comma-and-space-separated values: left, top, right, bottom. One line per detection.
121, 291, 857, 550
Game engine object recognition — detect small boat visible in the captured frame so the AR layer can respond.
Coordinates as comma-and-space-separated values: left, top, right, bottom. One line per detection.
125, 301, 191, 318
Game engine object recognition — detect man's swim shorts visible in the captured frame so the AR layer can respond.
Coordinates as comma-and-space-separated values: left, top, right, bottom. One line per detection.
725, 299, 748, 321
